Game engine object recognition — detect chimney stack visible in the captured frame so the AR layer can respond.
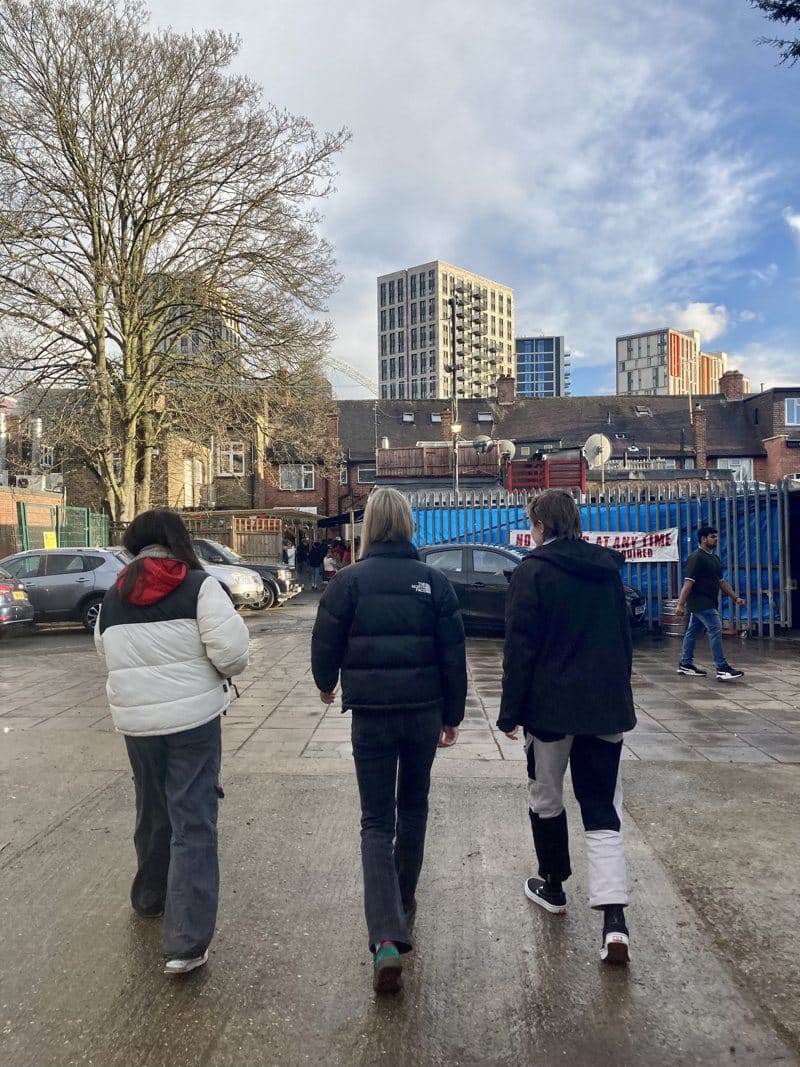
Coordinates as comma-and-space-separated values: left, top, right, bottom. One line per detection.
439, 409, 452, 442
496, 375, 516, 406
719, 369, 745, 401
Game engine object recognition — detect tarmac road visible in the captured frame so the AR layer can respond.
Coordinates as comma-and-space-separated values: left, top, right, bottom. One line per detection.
1, 597, 799, 1067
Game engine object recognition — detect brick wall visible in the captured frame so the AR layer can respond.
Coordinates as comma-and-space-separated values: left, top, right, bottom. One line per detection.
759, 436, 800, 484
692, 405, 708, 469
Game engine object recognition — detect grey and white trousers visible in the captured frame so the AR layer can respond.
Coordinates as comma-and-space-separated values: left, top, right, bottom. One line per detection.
525, 729, 628, 908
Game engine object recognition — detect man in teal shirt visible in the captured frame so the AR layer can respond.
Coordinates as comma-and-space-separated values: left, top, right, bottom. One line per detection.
675, 525, 746, 681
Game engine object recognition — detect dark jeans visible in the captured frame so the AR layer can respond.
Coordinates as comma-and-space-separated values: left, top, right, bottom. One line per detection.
351, 708, 442, 954
124, 716, 222, 959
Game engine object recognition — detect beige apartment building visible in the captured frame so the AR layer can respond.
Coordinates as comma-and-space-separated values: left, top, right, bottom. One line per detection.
377, 261, 515, 401
616, 327, 731, 397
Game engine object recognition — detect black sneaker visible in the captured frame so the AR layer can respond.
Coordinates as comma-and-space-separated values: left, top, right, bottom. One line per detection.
524, 878, 567, 914
677, 663, 707, 677
716, 664, 744, 681
600, 906, 630, 965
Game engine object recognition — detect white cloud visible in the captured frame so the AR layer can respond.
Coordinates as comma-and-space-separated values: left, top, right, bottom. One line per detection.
750, 264, 779, 286
784, 208, 800, 245
727, 343, 800, 389
629, 302, 730, 343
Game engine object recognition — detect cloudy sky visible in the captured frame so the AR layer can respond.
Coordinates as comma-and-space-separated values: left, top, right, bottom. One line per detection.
147, 0, 800, 397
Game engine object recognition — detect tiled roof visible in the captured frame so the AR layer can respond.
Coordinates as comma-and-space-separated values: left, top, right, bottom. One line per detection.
337, 395, 766, 461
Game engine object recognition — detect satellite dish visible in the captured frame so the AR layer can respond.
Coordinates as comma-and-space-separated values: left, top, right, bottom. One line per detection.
497, 439, 516, 460
473, 434, 494, 454
583, 433, 612, 468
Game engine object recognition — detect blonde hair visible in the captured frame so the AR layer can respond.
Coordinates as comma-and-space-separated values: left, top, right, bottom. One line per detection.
527, 490, 582, 541
359, 487, 414, 558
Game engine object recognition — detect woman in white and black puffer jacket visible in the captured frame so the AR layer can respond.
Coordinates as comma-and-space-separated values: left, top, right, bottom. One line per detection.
95, 509, 249, 977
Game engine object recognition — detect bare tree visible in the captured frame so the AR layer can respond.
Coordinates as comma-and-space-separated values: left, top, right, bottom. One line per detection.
0, 0, 349, 520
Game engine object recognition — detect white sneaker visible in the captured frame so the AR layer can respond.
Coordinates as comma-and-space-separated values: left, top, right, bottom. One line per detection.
164, 949, 209, 976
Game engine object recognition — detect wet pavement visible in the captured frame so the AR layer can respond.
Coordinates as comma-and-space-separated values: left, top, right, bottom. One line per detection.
1, 593, 800, 1066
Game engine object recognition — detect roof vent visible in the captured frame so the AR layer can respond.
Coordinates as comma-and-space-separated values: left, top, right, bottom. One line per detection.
402, 412, 415, 423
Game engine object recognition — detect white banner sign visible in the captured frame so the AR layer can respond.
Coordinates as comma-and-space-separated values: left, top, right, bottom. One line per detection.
510, 528, 679, 562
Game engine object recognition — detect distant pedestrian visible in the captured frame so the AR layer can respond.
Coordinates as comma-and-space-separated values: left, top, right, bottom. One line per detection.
311, 487, 466, 994
309, 539, 326, 590
283, 539, 296, 569
297, 538, 310, 586
322, 547, 339, 582
95, 509, 249, 976
676, 525, 746, 681
498, 490, 635, 965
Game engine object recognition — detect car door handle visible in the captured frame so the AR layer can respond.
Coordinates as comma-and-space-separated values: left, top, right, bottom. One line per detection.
473, 581, 486, 587
75, 577, 90, 582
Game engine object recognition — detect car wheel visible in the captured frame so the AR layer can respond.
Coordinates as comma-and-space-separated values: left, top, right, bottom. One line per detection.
254, 583, 277, 610
81, 595, 104, 633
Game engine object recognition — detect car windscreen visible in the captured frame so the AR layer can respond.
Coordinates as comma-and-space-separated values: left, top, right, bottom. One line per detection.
204, 539, 243, 563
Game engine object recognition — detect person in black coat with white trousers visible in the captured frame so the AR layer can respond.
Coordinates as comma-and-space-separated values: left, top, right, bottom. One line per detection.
311, 487, 467, 994
497, 490, 636, 965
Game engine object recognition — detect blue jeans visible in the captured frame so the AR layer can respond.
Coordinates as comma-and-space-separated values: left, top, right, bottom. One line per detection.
351, 708, 442, 954
124, 717, 222, 959
680, 608, 725, 670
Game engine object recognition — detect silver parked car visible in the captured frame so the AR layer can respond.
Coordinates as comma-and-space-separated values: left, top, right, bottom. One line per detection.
0, 547, 128, 632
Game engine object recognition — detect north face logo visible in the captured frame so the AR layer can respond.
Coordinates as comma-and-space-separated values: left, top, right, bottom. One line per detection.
411, 581, 432, 595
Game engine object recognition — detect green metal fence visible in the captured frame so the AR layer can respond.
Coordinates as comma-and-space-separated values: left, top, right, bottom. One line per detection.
16, 502, 110, 551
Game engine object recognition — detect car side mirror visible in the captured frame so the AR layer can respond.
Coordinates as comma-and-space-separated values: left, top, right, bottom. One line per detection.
504, 569, 514, 582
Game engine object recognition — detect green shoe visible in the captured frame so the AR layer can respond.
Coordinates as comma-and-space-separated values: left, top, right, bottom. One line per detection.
372, 943, 402, 994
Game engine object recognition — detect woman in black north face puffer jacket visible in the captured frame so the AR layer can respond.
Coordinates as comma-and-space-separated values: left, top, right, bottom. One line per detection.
311, 487, 466, 995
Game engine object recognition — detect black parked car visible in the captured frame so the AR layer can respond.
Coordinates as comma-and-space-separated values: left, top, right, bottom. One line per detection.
418, 543, 646, 632
192, 538, 301, 610
0, 563, 35, 635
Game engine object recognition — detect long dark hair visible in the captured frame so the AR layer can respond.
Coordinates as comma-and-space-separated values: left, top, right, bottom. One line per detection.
119, 509, 204, 601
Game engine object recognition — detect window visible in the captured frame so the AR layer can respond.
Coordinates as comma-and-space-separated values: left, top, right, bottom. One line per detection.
419, 273, 426, 296
357, 465, 376, 483
411, 303, 417, 325
786, 398, 800, 426
388, 280, 395, 303
380, 359, 388, 381
381, 384, 388, 399
398, 332, 405, 353
428, 297, 435, 318
411, 353, 418, 375
425, 548, 462, 573
419, 300, 426, 322
389, 357, 396, 379
390, 384, 396, 399
420, 353, 427, 372
279, 463, 314, 491
44, 553, 85, 575
217, 441, 245, 476
389, 308, 395, 330
411, 327, 418, 349
379, 282, 386, 306
411, 381, 418, 399
410, 275, 417, 299
429, 355, 436, 373
420, 380, 427, 398
397, 277, 404, 301
402, 411, 415, 423
428, 325, 435, 344
4, 553, 42, 578
380, 335, 387, 356
474, 549, 512, 580
397, 305, 404, 327
340, 464, 348, 485
380, 309, 387, 331
389, 333, 396, 354
398, 355, 405, 376
398, 382, 405, 398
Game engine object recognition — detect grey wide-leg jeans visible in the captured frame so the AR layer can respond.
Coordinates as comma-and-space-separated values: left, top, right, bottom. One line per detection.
124, 716, 223, 959
351, 708, 442, 954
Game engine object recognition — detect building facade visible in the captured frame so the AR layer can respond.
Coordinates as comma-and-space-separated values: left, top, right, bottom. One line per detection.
376, 261, 515, 402
616, 327, 729, 397
515, 335, 570, 397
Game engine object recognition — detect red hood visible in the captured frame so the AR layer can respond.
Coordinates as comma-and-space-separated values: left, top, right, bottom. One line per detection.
119, 557, 188, 605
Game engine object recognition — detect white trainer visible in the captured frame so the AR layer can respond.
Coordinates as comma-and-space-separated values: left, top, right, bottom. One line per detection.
164, 949, 209, 976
